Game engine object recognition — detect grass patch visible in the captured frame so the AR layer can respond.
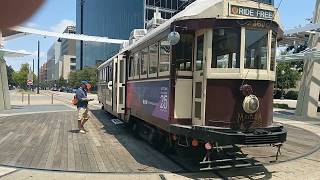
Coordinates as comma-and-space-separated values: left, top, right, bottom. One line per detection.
18, 89, 36, 94
273, 103, 295, 110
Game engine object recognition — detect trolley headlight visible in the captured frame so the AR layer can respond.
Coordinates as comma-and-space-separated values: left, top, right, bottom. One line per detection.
242, 95, 259, 114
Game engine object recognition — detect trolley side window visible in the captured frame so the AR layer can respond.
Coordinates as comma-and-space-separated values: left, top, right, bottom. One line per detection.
134, 53, 140, 79
159, 39, 171, 75
128, 56, 134, 78
175, 34, 193, 71
107, 68, 109, 82
99, 69, 102, 81
109, 65, 113, 81
270, 33, 276, 71
212, 28, 241, 68
244, 29, 268, 70
141, 47, 149, 76
149, 43, 159, 77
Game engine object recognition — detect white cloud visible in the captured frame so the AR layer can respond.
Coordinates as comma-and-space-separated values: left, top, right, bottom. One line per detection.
50, 19, 76, 33
24, 22, 38, 28
31, 51, 46, 58
15, 50, 45, 58
17, 49, 30, 54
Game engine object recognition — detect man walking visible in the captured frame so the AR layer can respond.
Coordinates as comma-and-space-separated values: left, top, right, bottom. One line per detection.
76, 81, 93, 134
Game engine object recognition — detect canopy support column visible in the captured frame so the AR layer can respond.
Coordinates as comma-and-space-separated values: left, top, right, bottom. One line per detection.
0, 30, 11, 111
296, 54, 320, 119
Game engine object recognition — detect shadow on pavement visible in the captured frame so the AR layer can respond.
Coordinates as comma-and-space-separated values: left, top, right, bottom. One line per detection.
90, 109, 277, 179
90, 109, 183, 173
68, 129, 80, 133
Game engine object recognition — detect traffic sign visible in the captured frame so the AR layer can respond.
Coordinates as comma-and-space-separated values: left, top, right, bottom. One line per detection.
27, 80, 33, 86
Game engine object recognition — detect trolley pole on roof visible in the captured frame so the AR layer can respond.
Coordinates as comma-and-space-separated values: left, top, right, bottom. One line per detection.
37, 40, 40, 94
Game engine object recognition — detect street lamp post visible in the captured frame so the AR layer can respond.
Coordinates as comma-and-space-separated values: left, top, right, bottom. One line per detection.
80, 0, 85, 70
37, 40, 40, 94
32, 58, 34, 91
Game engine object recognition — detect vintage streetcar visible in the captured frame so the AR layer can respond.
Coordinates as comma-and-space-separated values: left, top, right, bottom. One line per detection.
97, 0, 287, 170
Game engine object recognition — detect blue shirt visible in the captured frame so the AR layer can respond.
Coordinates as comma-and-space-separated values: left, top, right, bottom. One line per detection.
76, 87, 88, 108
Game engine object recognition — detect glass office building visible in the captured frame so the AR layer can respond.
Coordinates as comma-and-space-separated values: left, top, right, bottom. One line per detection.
76, 0, 194, 69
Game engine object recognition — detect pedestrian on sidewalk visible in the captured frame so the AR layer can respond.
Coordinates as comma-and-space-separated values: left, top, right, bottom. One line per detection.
76, 81, 94, 134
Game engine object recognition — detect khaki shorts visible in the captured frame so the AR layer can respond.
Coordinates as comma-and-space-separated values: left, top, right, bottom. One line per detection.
78, 107, 89, 121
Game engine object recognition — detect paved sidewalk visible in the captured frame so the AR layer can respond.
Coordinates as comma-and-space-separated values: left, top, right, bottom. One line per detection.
0, 91, 319, 179
0, 104, 74, 117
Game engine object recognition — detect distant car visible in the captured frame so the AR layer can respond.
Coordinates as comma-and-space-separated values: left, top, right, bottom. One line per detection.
67, 87, 74, 93
51, 87, 58, 91
59, 87, 65, 92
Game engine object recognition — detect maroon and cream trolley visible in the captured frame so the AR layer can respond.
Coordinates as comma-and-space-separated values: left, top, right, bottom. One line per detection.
97, 0, 287, 170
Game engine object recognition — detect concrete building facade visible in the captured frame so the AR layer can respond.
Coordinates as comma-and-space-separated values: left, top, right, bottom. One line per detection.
40, 62, 47, 81
46, 26, 76, 81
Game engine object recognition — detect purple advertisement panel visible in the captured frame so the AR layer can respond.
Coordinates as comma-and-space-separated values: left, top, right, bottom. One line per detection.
127, 80, 170, 121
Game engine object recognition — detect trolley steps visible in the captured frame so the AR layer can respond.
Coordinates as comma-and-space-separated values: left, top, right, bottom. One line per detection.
200, 156, 262, 171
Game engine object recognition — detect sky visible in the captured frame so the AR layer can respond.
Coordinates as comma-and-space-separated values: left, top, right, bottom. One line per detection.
3, 0, 317, 73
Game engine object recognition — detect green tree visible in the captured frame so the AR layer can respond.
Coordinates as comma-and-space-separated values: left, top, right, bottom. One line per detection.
276, 62, 300, 90
12, 63, 36, 90
6, 65, 15, 86
68, 68, 97, 87
13, 63, 29, 89
58, 76, 66, 87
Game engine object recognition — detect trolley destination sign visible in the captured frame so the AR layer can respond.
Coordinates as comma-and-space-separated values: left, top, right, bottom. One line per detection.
230, 5, 274, 20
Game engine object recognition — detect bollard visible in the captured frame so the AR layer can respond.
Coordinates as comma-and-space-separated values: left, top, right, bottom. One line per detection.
51, 94, 54, 104
22, 93, 24, 103
28, 94, 30, 105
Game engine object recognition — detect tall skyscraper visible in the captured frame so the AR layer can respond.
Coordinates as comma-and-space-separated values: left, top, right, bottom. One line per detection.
76, 0, 195, 69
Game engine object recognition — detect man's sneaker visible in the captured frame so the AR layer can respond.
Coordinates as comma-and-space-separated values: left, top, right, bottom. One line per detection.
79, 129, 86, 134
83, 128, 89, 132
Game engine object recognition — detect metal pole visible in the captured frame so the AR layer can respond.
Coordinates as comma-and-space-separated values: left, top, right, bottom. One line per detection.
28, 94, 30, 105
80, 0, 84, 70
32, 59, 34, 91
37, 40, 40, 94
22, 93, 24, 103
51, 94, 53, 104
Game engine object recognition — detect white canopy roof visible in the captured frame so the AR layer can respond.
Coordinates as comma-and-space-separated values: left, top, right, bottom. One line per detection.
10, 26, 128, 44
0, 48, 32, 57
285, 23, 320, 35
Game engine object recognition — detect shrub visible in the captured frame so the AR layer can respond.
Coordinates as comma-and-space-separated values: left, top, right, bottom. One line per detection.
284, 91, 299, 100
274, 103, 289, 109
273, 89, 283, 99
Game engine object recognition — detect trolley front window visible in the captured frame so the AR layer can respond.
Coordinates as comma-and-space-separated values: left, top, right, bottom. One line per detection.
244, 29, 268, 70
175, 34, 193, 71
196, 35, 204, 71
212, 28, 240, 68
